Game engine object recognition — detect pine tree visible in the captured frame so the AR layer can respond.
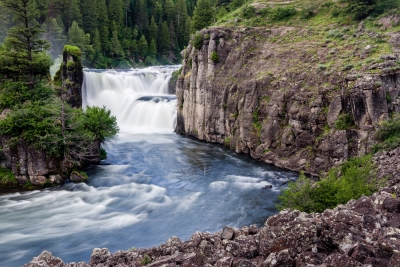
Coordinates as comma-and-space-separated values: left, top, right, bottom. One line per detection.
108, 0, 124, 27
191, 0, 213, 33
92, 28, 102, 55
153, 0, 163, 23
109, 30, 124, 58
184, 16, 191, 45
137, 35, 148, 59
68, 21, 93, 63
42, 17, 66, 57
169, 21, 179, 61
0, 0, 51, 89
134, 0, 148, 31
97, 0, 109, 54
149, 16, 158, 42
80, 0, 98, 41
61, 0, 82, 32
175, 0, 188, 49
163, 0, 175, 25
149, 38, 157, 58
158, 20, 169, 55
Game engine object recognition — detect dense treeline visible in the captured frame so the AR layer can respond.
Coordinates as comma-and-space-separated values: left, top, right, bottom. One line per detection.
0, 0, 254, 67
0, 0, 198, 67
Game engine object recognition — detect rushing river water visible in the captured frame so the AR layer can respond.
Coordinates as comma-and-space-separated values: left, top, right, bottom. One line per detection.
0, 67, 297, 267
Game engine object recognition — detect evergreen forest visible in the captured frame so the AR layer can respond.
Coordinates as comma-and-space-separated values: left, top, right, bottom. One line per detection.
0, 0, 251, 68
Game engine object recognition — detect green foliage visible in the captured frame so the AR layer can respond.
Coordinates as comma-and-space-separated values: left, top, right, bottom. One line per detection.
193, 33, 204, 50
327, 29, 344, 39
211, 51, 219, 63
342, 0, 400, 20
83, 106, 119, 142
0, 96, 118, 157
270, 7, 297, 21
241, 5, 256, 19
1, 0, 196, 67
100, 147, 107, 160
224, 137, 231, 147
0, 97, 64, 155
0, 167, 18, 188
335, 114, 355, 130
191, 0, 214, 32
0, 0, 51, 87
0, 82, 54, 109
278, 155, 384, 213
300, 7, 315, 20
373, 113, 400, 152
141, 254, 151, 266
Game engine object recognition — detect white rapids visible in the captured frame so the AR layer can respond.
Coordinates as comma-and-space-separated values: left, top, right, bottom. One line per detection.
82, 66, 180, 133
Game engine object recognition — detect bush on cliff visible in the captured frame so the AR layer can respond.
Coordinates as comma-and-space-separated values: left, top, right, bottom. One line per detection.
278, 155, 384, 213
0, 99, 118, 161
373, 113, 400, 152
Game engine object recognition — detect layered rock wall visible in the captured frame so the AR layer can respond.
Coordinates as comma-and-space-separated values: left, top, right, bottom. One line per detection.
176, 27, 400, 175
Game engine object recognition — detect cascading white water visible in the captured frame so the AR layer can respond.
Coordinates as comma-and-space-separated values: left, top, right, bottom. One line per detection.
82, 66, 180, 133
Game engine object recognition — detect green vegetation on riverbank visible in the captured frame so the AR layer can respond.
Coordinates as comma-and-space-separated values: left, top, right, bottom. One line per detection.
277, 155, 386, 213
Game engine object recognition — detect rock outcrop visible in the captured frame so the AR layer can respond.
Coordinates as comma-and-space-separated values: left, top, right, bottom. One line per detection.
175, 27, 400, 175
0, 137, 64, 187
54, 45, 84, 108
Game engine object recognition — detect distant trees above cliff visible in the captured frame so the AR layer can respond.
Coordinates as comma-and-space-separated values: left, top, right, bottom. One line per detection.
0, 0, 203, 67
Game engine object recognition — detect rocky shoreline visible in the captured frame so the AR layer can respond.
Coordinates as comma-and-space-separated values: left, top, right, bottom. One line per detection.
24, 148, 400, 267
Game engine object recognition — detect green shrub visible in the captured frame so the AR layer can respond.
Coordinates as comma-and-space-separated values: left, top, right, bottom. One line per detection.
342, 0, 400, 20
373, 113, 400, 152
241, 5, 256, 19
100, 147, 107, 160
0, 96, 118, 160
335, 114, 355, 130
300, 7, 315, 19
0, 81, 54, 109
193, 33, 203, 50
270, 7, 297, 21
278, 155, 384, 213
224, 137, 231, 147
83, 106, 119, 142
211, 51, 219, 63
0, 167, 18, 188
141, 254, 151, 266
327, 29, 343, 39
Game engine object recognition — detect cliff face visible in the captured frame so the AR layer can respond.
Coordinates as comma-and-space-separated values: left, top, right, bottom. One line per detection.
176, 26, 400, 175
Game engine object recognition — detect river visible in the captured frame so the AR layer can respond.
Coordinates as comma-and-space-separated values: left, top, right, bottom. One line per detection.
0, 66, 297, 266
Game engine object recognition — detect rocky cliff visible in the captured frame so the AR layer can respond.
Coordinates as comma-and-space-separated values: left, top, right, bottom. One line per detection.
175, 23, 400, 175
23, 148, 400, 266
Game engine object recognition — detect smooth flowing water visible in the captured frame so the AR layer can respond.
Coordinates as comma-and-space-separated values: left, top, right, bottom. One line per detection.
0, 67, 297, 267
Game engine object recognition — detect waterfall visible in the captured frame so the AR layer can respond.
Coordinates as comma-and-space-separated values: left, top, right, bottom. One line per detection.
82, 66, 180, 133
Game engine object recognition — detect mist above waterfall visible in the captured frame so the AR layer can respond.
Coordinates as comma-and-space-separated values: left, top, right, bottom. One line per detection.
82, 66, 180, 133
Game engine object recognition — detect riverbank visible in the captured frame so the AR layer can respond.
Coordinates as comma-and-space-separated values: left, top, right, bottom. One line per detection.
23, 146, 400, 266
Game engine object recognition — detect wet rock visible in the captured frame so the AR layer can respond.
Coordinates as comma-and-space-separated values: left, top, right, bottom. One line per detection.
30, 175, 47, 186
89, 248, 111, 265
221, 227, 235, 240
70, 172, 88, 183
23, 251, 65, 267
